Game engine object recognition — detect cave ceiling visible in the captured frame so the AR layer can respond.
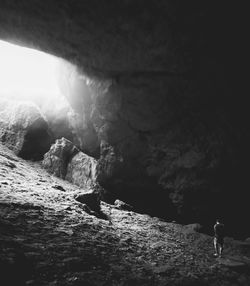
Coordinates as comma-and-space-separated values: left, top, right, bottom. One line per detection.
0, 1, 239, 79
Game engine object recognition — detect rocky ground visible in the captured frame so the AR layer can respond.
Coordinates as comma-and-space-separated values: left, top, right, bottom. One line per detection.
1, 143, 250, 286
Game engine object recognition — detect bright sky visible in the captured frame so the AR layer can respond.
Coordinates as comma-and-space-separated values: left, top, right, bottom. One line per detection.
0, 40, 61, 97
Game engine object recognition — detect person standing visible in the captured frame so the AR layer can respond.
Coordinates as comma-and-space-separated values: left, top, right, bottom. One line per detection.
213, 218, 225, 258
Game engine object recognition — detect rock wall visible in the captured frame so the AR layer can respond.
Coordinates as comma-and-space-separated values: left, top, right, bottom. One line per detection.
89, 75, 248, 224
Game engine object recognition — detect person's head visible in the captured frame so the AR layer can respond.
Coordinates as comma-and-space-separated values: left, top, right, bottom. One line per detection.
216, 218, 221, 224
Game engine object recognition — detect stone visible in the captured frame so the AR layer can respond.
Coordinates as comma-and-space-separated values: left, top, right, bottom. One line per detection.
0, 98, 52, 160
65, 151, 98, 189
52, 185, 66, 192
42, 137, 79, 178
183, 223, 202, 233
74, 191, 101, 212
43, 138, 101, 192
114, 199, 133, 211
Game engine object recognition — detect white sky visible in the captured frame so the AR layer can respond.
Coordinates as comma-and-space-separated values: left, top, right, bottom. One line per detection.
0, 40, 61, 96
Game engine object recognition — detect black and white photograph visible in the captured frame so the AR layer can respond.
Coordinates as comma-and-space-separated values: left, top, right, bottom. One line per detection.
0, 1, 249, 285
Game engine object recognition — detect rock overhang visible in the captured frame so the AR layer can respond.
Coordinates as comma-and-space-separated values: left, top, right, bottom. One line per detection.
0, 1, 231, 77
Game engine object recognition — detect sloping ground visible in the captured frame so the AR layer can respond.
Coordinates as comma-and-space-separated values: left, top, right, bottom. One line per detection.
0, 143, 250, 286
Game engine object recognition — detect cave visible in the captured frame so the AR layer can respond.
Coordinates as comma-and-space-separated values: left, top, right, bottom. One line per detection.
1, 1, 250, 285
0, 0, 249, 236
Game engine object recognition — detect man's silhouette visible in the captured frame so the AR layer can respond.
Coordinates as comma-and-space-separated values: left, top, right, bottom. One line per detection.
213, 218, 225, 258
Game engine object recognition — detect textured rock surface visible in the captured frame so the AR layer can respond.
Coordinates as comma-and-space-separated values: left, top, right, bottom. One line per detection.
0, 1, 249, 226
90, 76, 248, 224
42, 137, 79, 178
43, 138, 99, 190
66, 151, 98, 189
96, 140, 124, 185
0, 98, 51, 160
1, 143, 250, 286
0, 0, 199, 75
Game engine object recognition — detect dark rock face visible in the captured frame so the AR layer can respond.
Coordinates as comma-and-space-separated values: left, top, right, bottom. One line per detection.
42, 137, 79, 178
96, 141, 124, 185
0, 99, 52, 160
0, 1, 249, 231
86, 77, 233, 223
74, 191, 101, 212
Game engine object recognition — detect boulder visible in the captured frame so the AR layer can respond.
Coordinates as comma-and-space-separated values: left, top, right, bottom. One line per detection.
42, 137, 79, 178
74, 191, 101, 212
51, 185, 66, 192
43, 137, 99, 190
65, 151, 98, 189
0, 98, 52, 160
114, 199, 133, 211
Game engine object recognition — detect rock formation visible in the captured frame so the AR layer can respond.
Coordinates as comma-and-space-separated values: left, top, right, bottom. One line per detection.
66, 151, 98, 189
42, 137, 79, 178
0, 98, 51, 160
43, 138, 99, 191
0, 1, 249, 229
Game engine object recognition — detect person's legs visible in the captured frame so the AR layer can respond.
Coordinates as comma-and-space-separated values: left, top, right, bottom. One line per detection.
218, 241, 224, 258
214, 237, 219, 256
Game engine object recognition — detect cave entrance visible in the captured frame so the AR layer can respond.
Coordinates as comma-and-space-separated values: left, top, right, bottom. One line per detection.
0, 39, 98, 159
0, 39, 61, 100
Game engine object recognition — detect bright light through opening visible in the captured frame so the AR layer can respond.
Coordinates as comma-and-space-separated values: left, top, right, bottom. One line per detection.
0, 40, 61, 98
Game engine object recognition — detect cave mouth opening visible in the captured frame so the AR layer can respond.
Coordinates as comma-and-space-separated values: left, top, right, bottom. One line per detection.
0, 39, 79, 127
0, 39, 96, 118
0, 39, 62, 102
0, 39, 100, 157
